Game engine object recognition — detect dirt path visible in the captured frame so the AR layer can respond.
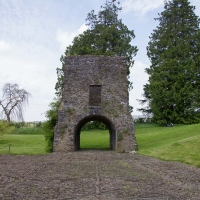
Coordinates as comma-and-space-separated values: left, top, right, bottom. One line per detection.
0, 151, 200, 199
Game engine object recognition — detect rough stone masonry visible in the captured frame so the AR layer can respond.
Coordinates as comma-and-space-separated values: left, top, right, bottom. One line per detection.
54, 55, 137, 152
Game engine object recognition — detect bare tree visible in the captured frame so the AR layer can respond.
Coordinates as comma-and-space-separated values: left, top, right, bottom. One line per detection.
0, 83, 30, 123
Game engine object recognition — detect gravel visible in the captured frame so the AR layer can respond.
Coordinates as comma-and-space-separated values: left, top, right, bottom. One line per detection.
0, 151, 200, 199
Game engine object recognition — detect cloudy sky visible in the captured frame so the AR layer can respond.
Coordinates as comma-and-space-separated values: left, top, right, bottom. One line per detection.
0, 0, 200, 122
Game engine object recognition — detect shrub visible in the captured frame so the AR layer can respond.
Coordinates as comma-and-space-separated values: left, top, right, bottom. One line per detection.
42, 98, 60, 152
0, 121, 14, 135
11, 127, 45, 135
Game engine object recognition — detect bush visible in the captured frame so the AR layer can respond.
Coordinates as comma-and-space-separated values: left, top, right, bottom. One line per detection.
11, 127, 45, 135
42, 98, 60, 152
0, 121, 14, 135
42, 121, 55, 152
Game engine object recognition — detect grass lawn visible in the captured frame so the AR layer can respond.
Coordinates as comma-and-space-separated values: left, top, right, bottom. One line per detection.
1, 123, 200, 168
0, 134, 47, 155
135, 123, 200, 167
80, 129, 110, 150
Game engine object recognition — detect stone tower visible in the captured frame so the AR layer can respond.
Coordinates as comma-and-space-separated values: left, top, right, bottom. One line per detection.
54, 55, 137, 152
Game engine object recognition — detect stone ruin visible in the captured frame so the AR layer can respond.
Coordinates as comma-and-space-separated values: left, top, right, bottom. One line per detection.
54, 55, 137, 152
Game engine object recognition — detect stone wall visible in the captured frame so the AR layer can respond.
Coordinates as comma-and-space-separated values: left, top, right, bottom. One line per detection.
54, 55, 137, 152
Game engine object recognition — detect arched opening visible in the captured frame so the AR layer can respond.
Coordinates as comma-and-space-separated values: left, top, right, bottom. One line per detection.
74, 115, 116, 151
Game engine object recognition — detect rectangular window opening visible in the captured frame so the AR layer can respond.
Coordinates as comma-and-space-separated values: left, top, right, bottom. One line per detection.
89, 85, 102, 106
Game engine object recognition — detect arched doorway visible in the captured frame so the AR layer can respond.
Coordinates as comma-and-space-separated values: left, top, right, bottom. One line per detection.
74, 115, 116, 151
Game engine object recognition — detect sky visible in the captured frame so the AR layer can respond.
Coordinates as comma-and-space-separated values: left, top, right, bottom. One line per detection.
0, 0, 200, 122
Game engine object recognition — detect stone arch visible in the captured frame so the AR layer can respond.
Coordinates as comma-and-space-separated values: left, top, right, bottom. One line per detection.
74, 115, 116, 151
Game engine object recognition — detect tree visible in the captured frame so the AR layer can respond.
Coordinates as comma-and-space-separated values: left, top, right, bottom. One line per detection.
143, 0, 200, 124
0, 83, 30, 123
55, 0, 138, 96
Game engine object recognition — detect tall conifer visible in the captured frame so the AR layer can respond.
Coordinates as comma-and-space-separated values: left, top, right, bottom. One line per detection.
145, 0, 200, 124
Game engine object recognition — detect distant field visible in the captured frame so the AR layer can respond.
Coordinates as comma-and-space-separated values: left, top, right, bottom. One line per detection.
135, 123, 200, 167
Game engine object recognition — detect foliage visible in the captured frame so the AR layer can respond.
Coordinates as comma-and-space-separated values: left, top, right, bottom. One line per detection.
55, 0, 138, 96
0, 121, 14, 135
11, 127, 45, 135
141, 0, 200, 125
11, 121, 25, 128
135, 123, 200, 167
81, 121, 108, 131
0, 83, 30, 123
55, 61, 64, 97
42, 98, 60, 152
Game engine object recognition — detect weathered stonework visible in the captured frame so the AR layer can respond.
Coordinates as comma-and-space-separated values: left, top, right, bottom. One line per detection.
54, 55, 137, 152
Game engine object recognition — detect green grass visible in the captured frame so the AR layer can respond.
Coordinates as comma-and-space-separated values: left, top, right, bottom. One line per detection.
1, 124, 200, 168
80, 129, 110, 150
0, 134, 47, 155
135, 123, 200, 167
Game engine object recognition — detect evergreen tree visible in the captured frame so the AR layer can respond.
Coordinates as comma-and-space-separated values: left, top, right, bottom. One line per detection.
144, 0, 200, 124
55, 0, 138, 96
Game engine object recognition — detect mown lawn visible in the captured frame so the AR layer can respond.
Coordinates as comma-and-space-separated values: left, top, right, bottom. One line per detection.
0, 134, 46, 155
80, 129, 110, 150
0, 124, 200, 168
135, 123, 200, 167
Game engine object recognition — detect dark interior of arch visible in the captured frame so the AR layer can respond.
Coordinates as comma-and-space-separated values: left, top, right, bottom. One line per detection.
74, 115, 116, 151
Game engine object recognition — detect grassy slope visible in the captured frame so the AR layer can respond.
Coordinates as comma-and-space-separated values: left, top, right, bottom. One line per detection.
0, 134, 47, 155
135, 123, 200, 167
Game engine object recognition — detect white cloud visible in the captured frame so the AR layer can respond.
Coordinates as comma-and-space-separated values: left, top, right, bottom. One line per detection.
122, 0, 200, 16
56, 24, 88, 52
122, 0, 163, 15
0, 40, 11, 52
